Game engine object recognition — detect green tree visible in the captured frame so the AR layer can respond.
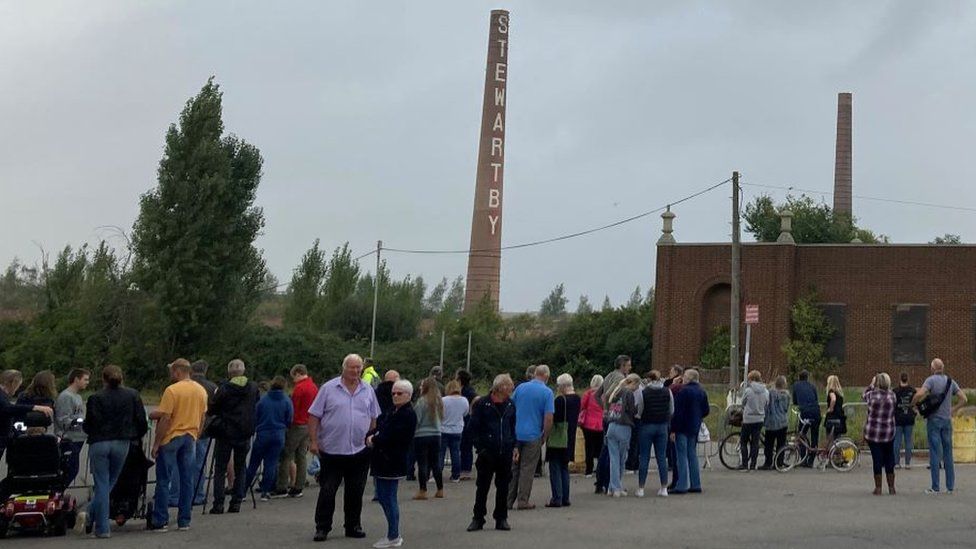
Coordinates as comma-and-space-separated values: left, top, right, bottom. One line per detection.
931, 233, 962, 244
131, 78, 267, 355
539, 283, 568, 318
601, 296, 612, 311
781, 292, 837, 381
576, 295, 593, 315
699, 325, 730, 369
625, 285, 643, 309
283, 239, 327, 330
424, 277, 448, 316
743, 194, 884, 244
434, 276, 464, 331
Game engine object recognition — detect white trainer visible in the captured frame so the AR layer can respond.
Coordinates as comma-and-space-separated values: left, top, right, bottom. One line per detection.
635, 488, 645, 498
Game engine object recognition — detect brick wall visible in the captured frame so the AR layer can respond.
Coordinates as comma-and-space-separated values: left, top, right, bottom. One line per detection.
653, 242, 976, 387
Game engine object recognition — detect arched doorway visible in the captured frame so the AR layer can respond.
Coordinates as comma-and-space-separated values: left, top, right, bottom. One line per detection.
700, 282, 731, 351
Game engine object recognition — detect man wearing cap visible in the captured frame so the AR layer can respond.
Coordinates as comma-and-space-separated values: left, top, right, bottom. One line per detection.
149, 358, 208, 532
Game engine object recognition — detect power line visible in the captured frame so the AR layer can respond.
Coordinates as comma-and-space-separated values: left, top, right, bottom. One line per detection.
383, 176, 733, 255
741, 181, 976, 214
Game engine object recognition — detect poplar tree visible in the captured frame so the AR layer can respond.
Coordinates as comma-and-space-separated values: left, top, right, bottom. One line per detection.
131, 78, 267, 354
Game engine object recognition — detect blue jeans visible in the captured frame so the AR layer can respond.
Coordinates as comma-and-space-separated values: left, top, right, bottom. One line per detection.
154, 434, 196, 528
439, 433, 462, 480
675, 433, 701, 492
893, 424, 914, 466
605, 423, 631, 493
246, 431, 286, 494
191, 437, 210, 505
166, 457, 180, 506
637, 422, 669, 487
927, 417, 954, 492
88, 440, 130, 536
375, 478, 400, 540
547, 459, 570, 504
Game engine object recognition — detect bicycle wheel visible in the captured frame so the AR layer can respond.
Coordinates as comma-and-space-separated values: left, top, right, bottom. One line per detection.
719, 432, 742, 470
828, 439, 859, 472
774, 444, 800, 473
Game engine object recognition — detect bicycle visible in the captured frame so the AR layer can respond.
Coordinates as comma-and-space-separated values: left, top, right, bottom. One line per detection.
774, 417, 859, 473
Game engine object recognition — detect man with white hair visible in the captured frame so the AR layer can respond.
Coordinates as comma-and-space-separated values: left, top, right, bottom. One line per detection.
309, 354, 380, 542
468, 374, 516, 532
506, 365, 554, 510
207, 358, 259, 514
913, 358, 968, 494
670, 369, 709, 494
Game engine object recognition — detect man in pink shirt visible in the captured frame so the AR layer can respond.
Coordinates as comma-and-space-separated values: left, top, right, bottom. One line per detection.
308, 354, 380, 542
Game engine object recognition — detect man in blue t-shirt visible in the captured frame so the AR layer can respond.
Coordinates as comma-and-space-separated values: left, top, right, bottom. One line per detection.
506, 365, 554, 510
912, 358, 968, 494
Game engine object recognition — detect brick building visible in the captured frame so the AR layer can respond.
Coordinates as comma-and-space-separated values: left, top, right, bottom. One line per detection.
651, 220, 976, 387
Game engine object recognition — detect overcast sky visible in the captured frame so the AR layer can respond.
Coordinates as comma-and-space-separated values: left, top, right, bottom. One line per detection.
2, 1, 974, 311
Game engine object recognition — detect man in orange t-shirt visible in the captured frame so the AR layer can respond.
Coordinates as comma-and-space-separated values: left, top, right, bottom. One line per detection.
149, 358, 208, 532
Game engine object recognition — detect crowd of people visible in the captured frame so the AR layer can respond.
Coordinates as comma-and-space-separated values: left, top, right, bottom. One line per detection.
0, 354, 970, 546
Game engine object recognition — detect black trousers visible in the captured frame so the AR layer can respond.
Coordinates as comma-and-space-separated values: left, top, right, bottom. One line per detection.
762, 428, 787, 468
213, 438, 250, 504
800, 415, 821, 465
315, 450, 370, 533
666, 437, 679, 487
472, 452, 512, 523
581, 428, 603, 476
414, 436, 443, 491
868, 440, 895, 475
740, 422, 762, 469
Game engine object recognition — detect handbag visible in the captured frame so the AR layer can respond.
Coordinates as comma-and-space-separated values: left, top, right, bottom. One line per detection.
917, 376, 953, 418
548, 396, 569, 449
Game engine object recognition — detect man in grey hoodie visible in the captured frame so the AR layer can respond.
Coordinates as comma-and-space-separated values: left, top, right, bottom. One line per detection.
739, 370, 769, 471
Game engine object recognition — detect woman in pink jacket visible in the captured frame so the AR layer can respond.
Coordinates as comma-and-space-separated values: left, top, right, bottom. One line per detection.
577, 375, 605, 477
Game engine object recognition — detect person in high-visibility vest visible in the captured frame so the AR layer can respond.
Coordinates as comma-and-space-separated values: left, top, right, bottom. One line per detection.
361, 358, 380, 388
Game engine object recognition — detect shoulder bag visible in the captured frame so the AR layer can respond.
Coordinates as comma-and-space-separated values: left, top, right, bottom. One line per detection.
548, 396, 569, 449
917, 376, 953, 419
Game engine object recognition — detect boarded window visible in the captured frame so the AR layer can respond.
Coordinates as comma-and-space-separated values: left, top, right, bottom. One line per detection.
892, 305, 927, 364
819, 304, 846, 364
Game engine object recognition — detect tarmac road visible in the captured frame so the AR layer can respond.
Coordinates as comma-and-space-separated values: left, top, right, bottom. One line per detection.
2, 461, 974, 548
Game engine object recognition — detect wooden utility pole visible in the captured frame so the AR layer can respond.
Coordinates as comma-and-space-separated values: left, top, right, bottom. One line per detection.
730, 172, 741, 389
369, 240, 382, 359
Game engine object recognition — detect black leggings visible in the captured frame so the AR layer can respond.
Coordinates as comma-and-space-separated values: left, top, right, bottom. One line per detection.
414, 436, 443, 491
868, 440, 895, 475
582, 428, 603, 476
762, 428, 787, 468
740, 423, 762, 469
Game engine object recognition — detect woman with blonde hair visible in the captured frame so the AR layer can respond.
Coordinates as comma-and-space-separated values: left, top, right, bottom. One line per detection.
545, 373, 580, 508
577, 374, 604, 477
823, 375, 847, 447
413, 377, 444, 499
605, 374, 640, 497
439, 380, 469, 482
863, 372, 896, 495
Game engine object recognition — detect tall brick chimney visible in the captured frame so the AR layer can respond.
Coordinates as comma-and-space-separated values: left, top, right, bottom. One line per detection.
833, 92, 853, 217
464, 10, 510, 313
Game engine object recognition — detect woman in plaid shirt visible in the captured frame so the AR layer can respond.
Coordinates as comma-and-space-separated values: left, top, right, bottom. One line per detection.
863, 373, 897, 495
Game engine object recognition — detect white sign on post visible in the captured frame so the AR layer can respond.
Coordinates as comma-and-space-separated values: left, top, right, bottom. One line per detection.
743, 304, 758, 381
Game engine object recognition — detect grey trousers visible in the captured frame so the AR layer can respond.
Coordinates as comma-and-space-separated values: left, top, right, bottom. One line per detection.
507, 439, 542, 507
276, 424, 310, 492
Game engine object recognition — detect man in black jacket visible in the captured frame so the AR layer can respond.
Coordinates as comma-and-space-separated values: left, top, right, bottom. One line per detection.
207, 359, 259, 514
467, 374, 516, 533
189, 360, 217, 506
